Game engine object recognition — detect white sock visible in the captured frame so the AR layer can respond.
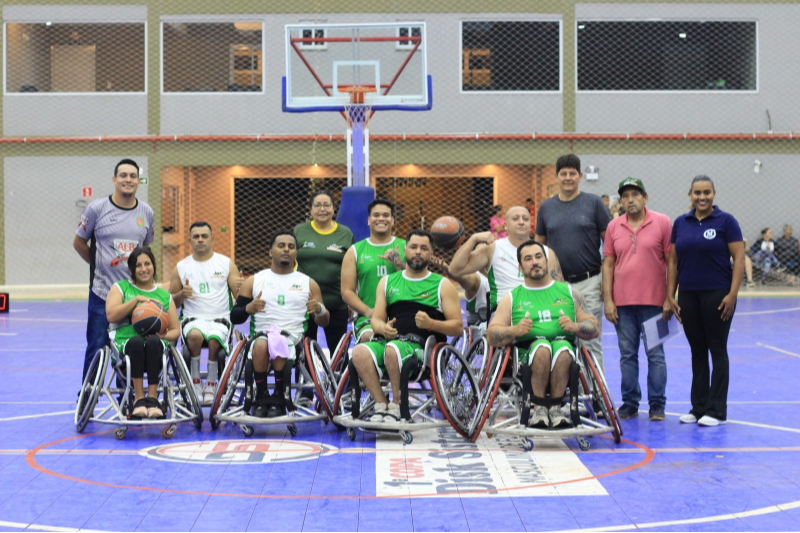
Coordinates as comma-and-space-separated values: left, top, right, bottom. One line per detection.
190, 356, 201, 381
207, 361, 219, 385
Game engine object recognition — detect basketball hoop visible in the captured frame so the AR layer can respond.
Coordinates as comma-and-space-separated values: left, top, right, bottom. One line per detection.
339, 86, 377, 128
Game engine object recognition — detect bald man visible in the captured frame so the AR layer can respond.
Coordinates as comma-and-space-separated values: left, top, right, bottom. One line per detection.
450, 206, 563, 310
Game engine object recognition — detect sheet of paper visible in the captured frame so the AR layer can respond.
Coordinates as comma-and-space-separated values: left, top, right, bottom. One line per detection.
642, 313, 683, 351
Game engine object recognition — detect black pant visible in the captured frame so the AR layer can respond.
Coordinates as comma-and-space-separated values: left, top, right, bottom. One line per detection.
305, 307, 350, 350
125, 335, 163, 384
678, 289, 734, 420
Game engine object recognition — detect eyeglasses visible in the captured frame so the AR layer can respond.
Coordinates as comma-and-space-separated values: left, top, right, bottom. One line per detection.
631, 233, 637, 253
312, 203, 333, 209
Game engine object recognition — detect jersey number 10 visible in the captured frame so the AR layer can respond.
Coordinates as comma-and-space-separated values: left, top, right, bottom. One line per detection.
376, 265, 388, 277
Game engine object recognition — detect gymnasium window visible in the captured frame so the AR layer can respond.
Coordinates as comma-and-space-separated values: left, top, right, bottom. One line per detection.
4, 22, 145, 94
460, 20, 561, 93
576, 20, 758, 92
162, 22, 263, 93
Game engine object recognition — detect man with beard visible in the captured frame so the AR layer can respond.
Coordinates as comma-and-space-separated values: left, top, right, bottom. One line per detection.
231, 230, 329, 418
350, 230, 464, 422
487, 240, 600, 429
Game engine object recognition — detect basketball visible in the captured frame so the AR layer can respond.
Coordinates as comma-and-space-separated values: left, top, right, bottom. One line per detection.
131, 300, 168, 336
430, 216, 466, 250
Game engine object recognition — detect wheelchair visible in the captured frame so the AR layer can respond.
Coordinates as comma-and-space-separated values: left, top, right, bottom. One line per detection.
331, 334, 480, 445
445, 339, 622, 452
209, 332, 337, 437
75, 334, 203, 439
178, 317, 242, 404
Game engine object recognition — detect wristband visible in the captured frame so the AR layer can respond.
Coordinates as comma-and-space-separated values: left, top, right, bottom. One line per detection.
427, 319, 435, 332
315, 302, 327, 317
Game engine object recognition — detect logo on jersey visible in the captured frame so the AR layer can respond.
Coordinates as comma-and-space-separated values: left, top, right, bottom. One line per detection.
141, 439, 338, 465
289, 284, 304, 292
302, 241, 316, 248
703, 229, 716, 240
110, 240, 138, 267
211, 271, 226, 279
551, 298, 570, 306
388, 287, 400, 297
136, 216, 146, 227
420, 292, 431, 298
327, 244, 344, 253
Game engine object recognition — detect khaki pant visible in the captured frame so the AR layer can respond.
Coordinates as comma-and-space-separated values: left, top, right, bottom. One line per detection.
570, 273, 603, 372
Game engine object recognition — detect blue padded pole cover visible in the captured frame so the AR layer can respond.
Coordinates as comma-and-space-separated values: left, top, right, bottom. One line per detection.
337, 186, 375, 243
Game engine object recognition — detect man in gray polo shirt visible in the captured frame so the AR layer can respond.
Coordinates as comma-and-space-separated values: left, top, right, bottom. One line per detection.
535, 154, 610, 370
73, 159, 155, 381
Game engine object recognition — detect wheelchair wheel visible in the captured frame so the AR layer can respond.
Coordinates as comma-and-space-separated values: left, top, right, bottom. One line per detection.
469, 346, 510, 442
75, 347, 108, 433
451, 327, 474, 356
431, 344, 479, 438
332, 366, 375, 421
581, 347, 622, 443
330, 331, 353, 381
305, 338, 338, 419
464, 336, 492, 391
169, 346, 203, 429
210, 338, 247, 430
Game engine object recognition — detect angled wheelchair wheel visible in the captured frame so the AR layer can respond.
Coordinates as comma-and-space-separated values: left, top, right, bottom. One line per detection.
305, 338, 338, 420
581, 347, 622, 443
464, 336, 492, 391
332, 366, 375, 421
330, 331, 353, 381
210, 338, 247, 430
169, 345, 203, 429
75, 347, 108, 433
469, 346, 510, 442
431, 344, 479, 438
451, 327, 474, 356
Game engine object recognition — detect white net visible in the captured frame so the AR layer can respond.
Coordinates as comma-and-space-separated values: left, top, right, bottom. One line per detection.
1, 4, 799, 297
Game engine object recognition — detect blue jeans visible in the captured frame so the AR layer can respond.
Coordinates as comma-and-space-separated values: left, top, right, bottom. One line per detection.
614, 305, 667, 410
83, 290, 109, 381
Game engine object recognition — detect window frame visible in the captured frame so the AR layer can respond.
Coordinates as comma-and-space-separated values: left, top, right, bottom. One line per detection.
574, 18, 759, 94
297, 27, 328, 51
160, 20, 265, 95
458, 18, 563, 95
395, 25, 423, 51
3, 20, 148, 96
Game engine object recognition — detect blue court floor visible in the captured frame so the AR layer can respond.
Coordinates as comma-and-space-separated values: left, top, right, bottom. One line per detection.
1, 297, 800, 532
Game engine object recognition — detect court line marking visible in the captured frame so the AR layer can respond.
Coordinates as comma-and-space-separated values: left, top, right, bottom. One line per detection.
0, 401, 77, 404
0, 411, 73, 422
25, 432, 655, 500
0, 333, 17, 336
664, 411, 800, 434
737, 305, 800, 316
757, 342, 800, 358
0, 519, 110, 532
556, 499, 800, 532
0, 317, 86, 323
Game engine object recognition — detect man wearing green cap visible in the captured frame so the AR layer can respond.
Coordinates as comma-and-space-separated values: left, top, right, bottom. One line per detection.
602, 178, 672, 421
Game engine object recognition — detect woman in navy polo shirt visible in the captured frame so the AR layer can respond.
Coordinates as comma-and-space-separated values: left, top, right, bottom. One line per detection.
665, 175, 745, 427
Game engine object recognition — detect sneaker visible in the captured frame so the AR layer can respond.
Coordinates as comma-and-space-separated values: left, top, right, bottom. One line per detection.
266, 404, 286, 419
679, 413, 698, 424
698, 415, 726, 427
746, 280, 756, 288
193, 379, 203, 402
530, 405, 549, 428
548, 405, 572, 428
370, 403, 387, 422
385, 402, 402, 423
202, 382, 216, 405
253, 393, 270, 417
649, 407, 666, 421
618, 404, 639, 419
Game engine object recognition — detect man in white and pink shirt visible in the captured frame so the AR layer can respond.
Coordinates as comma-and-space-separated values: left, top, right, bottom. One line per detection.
602, 178, 672, 421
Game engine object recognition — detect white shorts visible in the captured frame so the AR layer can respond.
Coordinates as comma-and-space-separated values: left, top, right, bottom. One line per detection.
181, 318, 231, 350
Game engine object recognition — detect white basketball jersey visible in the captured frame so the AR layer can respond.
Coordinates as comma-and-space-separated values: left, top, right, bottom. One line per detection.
465, 272, 490, 324
250, 269, 310, 344
487, 238, 550, 309
177, 253, 232, 319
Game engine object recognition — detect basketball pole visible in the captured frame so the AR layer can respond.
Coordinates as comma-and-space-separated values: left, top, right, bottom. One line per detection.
339, 88, 376, 242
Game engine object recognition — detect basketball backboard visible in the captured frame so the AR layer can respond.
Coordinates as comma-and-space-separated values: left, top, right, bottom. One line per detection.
283, 22, 431, 112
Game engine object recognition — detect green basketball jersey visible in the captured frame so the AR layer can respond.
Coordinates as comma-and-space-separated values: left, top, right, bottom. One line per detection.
509, 281, 576, 344
111, 280, 171, 350
384, 270, 447, 343
354, 237, 406, 309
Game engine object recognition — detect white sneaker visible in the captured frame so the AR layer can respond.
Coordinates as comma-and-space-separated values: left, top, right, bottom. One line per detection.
385, 402, 402, 423
679, 413, 698, 424
193, 379, 203, 402
698, 415, 726, 427
549, 405, 572, 428
370, 403, 387, 422
202, 382, 216, 405
530, 405, 549, 428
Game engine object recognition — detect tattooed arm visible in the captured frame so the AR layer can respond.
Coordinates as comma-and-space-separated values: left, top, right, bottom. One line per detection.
547, 247, 564, 282
486, 294, 530, 347
378, 247, 405, 271
557, 287, 600, 340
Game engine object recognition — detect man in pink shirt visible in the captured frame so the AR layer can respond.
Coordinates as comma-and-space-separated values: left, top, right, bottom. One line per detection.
602, 178, 671, 421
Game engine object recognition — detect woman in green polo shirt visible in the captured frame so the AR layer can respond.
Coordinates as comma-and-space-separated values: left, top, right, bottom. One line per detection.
105, 247, 180, 419
294, 190, 354, 349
